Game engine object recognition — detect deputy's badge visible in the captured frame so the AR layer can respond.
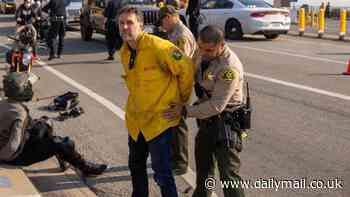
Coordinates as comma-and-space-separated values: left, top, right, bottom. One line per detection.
220, 69, 236, 81
172, 48, 183, 60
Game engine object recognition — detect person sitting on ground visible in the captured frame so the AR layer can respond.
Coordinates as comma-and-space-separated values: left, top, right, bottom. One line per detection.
0, 99, 107, 177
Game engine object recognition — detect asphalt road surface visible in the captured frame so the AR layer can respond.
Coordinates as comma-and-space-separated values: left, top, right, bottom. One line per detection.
0, 15, 349, 197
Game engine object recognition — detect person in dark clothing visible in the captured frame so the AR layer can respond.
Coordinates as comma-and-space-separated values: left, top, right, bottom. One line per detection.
42, 0, 69, 60
15, 0, 39, 59
15, 0, 35, 29
325, 2, 331, 18
186, 0, 200, 39
0, 102, 108, 177
103, 0, 123, 60
32, 0, 43, 40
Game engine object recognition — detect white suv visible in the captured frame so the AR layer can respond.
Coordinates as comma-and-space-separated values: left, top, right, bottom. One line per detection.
66, 0, 82, 24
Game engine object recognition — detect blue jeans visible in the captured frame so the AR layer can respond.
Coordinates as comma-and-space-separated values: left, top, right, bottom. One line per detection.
128, 128, 178, 197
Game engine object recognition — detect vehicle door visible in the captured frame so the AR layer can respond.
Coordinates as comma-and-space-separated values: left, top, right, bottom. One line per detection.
91, 0, 105, 30
200, 0, 234, 28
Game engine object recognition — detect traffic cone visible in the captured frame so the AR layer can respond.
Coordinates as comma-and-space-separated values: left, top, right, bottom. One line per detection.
343, 60, 350, 75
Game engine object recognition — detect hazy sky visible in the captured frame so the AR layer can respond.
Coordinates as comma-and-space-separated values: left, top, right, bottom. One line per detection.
265, 0, 350, 7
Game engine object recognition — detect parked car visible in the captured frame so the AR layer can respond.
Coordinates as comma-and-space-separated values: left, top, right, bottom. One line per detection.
194, 0, 291, 40
80, 0, 159, 41
66, 0, 82, 24
0, 0, 16, 14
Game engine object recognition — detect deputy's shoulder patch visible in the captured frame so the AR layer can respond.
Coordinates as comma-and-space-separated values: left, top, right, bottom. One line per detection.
220, 69, 236, 81
176, 37, 186, 47
171, 47, 183, 60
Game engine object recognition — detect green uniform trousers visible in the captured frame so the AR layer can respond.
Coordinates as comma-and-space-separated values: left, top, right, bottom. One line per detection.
192, 119, 245, 197
171, 118, 189, 174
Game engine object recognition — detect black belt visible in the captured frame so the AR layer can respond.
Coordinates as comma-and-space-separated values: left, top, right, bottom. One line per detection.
50, 16, 65, 20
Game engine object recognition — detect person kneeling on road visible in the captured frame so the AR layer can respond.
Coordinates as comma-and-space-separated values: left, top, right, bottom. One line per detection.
0, 100, 107, 177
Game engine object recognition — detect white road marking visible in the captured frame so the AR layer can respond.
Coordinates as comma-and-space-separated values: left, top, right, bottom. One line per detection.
282, 35, 350, 49
0, 43, 216, 196
230, 45, 347, 65
246, 73, 350, 101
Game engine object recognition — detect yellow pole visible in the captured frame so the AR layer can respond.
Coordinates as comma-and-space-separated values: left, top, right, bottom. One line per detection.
306, 12, 311, 26
318, 8, 325, 38
299, 8, 305, 36
339, 9, 347, 40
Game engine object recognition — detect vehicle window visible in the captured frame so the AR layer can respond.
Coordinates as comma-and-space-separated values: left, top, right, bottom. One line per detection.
238, 0, 272, 8
70, 0, 82, 2
217, 0, 233, 8
201, 0, 233, 9
201, 0, 216, 9
94, 0, 105, 8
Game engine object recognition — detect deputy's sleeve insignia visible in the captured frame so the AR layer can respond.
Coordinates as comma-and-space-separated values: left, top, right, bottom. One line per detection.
171, 48, 183, 60
176, 37, 186, 47
220, 69, 236, 81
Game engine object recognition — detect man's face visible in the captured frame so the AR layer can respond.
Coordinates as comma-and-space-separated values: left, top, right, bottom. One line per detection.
118, 12, 143, 43
24, 1, 31, 9
35, 0, 41, 6
161, 15, 174, 32
198, 38, 224, 61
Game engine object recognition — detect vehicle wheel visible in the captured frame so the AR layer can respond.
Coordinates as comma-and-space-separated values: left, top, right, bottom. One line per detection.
225, 19, 243, 40
80, 23, 93, 41
264, 34, 279, 40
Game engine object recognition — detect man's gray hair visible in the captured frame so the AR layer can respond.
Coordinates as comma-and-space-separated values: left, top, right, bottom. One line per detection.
118, 5, 144, 24
199, 25, 225, 45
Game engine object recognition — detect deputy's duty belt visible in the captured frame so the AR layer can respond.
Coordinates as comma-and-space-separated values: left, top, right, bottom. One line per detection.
50, 16, 65, 20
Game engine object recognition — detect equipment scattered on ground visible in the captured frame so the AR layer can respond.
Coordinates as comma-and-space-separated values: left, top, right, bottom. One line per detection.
57, 107, 85, 121
48, 91, 80, 111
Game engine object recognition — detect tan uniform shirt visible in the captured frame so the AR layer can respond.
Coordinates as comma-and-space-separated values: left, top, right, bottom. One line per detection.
186, 45, 244, 119
168, 20, 197, 58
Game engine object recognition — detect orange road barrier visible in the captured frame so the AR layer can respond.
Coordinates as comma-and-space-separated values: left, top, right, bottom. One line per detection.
343, 60, 350, 75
